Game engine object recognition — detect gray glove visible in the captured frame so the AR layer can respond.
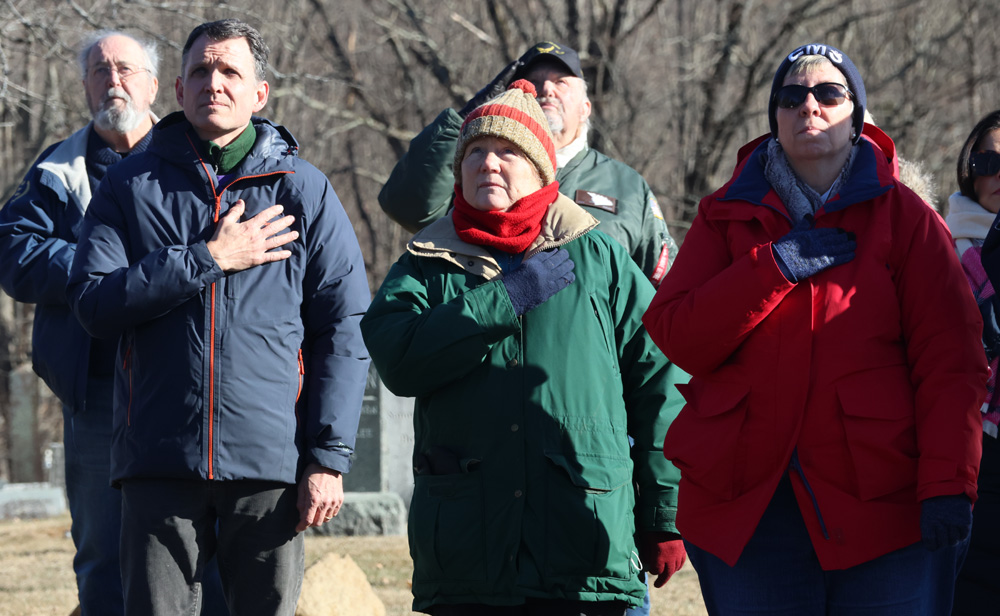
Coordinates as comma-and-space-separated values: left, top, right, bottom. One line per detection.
459, 59, 522, 118
502, 249, 575, 316
771, 216, 856, 282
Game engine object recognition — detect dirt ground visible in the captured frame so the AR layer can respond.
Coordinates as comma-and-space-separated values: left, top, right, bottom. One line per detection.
0, 514, 708, 616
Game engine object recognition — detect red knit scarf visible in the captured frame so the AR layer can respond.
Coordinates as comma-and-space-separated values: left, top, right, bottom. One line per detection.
452, 182, 559, 254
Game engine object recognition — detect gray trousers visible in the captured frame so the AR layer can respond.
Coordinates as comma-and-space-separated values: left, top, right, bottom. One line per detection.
120, 478, 304, 616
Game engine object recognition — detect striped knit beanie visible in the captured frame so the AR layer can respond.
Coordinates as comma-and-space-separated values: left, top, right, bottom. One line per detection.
454, 79, 557, 186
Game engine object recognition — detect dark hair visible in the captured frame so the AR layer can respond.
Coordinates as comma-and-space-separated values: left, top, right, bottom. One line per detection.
957, 110, 1000, 200
181, 19, 269, 82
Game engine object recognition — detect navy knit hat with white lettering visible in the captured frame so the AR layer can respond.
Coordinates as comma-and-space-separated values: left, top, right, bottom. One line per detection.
768, 43, 867, 144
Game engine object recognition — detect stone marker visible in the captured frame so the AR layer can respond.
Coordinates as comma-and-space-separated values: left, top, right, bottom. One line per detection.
0, 481, 67, 519
342, 366, 415, 507
335, 366, 414, 536
295, 552, 386, 616
8, 364, 42, 482
307, 491, 406, 537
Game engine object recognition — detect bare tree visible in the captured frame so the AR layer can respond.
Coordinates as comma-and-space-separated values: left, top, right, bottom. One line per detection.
1, 0, 1000, 478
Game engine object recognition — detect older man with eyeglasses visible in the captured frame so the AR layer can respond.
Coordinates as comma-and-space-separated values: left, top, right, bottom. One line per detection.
0, 31, 162, 615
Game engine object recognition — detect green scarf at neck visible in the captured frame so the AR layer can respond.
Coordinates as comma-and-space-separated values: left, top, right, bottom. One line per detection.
205, 124, 256, 173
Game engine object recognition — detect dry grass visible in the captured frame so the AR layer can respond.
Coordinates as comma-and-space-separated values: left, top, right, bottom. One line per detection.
0, 514, 707, 616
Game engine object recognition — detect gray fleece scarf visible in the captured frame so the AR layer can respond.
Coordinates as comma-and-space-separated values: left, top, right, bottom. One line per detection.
764, 138, 858, 223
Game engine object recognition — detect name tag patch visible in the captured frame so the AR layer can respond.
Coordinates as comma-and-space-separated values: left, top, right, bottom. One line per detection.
575, 190, 617, 214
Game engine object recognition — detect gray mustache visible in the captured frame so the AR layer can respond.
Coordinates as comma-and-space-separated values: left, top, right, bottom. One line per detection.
102, 87, 132, 104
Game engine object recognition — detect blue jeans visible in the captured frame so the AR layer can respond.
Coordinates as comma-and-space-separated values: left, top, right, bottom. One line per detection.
624, 573, 650, 616
686, 477, 968, 615
120, 478, 304, 616
63, 384, 123, 616
63, 381, 228, 616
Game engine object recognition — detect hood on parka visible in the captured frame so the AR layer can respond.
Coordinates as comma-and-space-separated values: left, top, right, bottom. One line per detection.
718, 122, 899, 217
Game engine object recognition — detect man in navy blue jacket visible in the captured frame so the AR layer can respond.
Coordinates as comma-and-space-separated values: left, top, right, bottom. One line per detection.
0, 31, 162, 616
68, 19, 370, 616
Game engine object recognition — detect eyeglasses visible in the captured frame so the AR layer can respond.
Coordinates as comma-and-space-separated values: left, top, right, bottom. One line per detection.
89, 64, 148, 81
774, 83, 853, 109
971, 151, 1000, 177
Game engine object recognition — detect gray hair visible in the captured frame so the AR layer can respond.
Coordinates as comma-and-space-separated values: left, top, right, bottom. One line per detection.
182, 19, 269, 82
581, 78, 592, 134
77, 31, 160, 81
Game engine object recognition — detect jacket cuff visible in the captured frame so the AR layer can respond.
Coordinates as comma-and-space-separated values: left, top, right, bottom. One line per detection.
636, 503, 678, 534
308, 447, 353, 475
191, 241, 225, 279
917, 456, 978, 503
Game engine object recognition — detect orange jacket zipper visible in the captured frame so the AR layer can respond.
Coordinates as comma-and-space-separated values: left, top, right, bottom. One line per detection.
295, 349, 304, 425
187, 132, 293, 480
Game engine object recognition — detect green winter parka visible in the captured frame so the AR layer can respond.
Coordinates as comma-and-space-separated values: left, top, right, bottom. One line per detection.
361, 194, 686, 612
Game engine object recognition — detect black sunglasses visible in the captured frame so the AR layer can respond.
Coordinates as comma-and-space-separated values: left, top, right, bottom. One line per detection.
970, 151, 1000, 177
774, 82, 853, 109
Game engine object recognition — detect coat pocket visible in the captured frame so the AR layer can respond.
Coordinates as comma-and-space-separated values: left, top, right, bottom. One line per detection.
543, 452, 635, 579
588, 293, 620, 375
408, 471, 486, 583
664, 379, 750, 501
836, 366, 918, 500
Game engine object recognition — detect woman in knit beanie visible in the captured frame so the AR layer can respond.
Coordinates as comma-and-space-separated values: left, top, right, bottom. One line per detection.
643, 43, 985, 614
450, 79, 559, 257
362, 80, 688, 615
949, 109, 1000, 615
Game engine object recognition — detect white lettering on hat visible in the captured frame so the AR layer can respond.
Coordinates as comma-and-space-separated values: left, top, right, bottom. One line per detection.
788, 44, 843, 64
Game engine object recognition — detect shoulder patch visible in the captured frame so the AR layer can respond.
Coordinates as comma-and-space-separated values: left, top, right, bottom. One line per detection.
651, 241, 671, 286
649, 195, 664, 221
575, 189, 617, 215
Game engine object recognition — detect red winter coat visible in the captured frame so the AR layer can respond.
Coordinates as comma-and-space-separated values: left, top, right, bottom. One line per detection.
643, 130, 987, 570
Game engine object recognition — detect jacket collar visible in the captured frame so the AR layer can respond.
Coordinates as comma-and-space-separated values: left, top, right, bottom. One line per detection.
37, 123, 93, 213
408, 192, 599, 279
720, 124, 897, 217
556, 126, 589, 169
150, 112, 300, 175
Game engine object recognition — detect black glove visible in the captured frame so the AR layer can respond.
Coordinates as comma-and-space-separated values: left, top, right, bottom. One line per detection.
458, 59, 522, 118
771, 216, 856, 282
502, 249, 575, 316
920, 495, 973, 551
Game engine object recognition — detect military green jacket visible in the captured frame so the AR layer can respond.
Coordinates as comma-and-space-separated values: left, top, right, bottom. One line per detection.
361, 195, 686, 611
378, 108, 678, 285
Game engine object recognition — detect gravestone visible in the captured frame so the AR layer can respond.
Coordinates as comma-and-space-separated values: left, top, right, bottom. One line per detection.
342, 365, 414, 505
343, 367, 381, 492
321, 365, 412, 536
0, 481, 66, 519
8, 365, 42, 482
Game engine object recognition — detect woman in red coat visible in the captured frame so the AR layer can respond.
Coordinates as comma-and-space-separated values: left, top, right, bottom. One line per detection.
643, 43, 987, 615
